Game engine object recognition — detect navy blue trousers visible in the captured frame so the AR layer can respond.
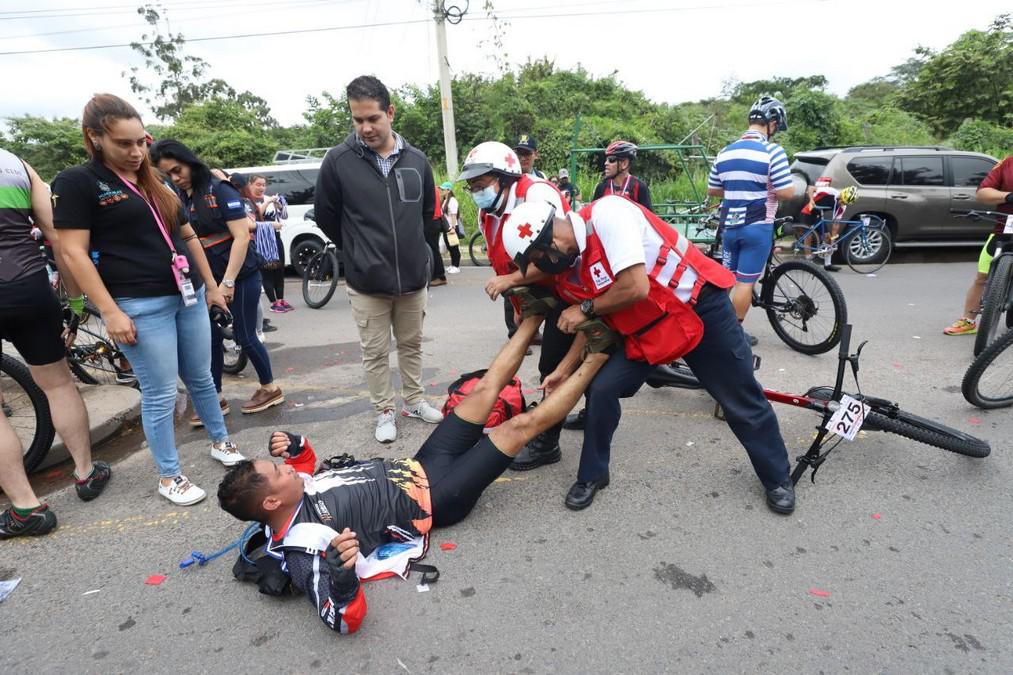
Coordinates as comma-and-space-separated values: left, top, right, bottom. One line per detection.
577, 285, 791, 491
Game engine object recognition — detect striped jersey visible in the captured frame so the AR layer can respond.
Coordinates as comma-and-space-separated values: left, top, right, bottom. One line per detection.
708, 130, 791, 228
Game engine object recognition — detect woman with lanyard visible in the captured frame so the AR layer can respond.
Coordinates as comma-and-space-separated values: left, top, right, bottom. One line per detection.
54, 94, 243, 506
150, 140, 284, 419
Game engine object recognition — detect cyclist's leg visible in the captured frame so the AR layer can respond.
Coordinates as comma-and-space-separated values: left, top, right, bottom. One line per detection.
728, 224, 772, 320
945, 236, 992, 334
0, 337, 41, 509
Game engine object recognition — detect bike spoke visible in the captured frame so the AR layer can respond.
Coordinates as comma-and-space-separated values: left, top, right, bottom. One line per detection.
971, 334, 1013, 405
769, 269, 838, 347
0, 373, 39, 455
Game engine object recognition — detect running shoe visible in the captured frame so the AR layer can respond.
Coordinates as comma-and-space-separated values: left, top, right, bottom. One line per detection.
944, 318, 977, 335
402, 399, 443, 423
0, 504, 57, 539
375, 408, 397, 443
446, 266, 460, 274
280, 300, 295, 312
74, 461, 112, 501
269, 301, 286, 314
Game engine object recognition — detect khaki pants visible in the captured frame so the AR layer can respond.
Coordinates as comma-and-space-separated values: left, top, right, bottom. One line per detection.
347, 286, 428, 412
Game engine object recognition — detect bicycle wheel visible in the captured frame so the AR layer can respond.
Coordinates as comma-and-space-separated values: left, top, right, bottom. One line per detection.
806, 387, 990, 457
222, 335, 248, 375
962, 326, 1013, 409
1, 354, 55, 473
761, 260, 847, 355
302, 249, 339, 309
973, 255, 1013, 356
845, 217, 892, 274
469, 230, 490, 267
68, 307, 133, 386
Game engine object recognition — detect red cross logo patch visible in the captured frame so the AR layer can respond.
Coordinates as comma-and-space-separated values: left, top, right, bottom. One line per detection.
517, 223, 534, 239
504, 154, 517, 169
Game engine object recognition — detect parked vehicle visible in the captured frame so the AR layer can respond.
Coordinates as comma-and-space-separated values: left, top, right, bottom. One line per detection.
780, 146, 998, 250
224, 160, 332, 276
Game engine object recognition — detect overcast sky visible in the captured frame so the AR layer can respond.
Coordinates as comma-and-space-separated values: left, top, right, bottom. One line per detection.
0, 0, 1008, 128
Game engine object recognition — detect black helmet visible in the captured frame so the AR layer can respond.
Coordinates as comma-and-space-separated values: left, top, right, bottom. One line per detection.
605, 140, 638, 160
748, 95, 788, 132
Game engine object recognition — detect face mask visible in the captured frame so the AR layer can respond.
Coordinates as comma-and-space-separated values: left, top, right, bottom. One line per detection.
469, 184, 500, 210
533, 249, 576, 275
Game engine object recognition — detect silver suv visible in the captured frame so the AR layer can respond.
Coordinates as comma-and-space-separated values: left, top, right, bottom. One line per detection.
782, 146, 998, 247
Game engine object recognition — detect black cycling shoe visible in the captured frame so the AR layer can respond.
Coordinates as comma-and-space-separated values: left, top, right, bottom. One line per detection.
564, 473, 610, 511
75, 461, 112, 502
0, 504, 57, 539
563, 408, 586, 431
509, 432, 561, 471
765, 482, 796, 515
823, 264, 841, 273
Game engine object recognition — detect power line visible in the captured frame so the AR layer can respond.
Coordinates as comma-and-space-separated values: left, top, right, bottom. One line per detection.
0, 0, 327, 20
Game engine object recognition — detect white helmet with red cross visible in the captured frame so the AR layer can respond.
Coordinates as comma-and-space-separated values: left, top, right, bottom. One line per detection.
501, 200, 558, 273
458, 141, 523, 181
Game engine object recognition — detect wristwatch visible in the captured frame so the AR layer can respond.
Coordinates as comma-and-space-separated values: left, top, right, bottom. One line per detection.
580, 299, 596, 318
222, 278, 236, 289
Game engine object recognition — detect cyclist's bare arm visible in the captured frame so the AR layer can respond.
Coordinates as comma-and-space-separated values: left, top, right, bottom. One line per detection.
977, 187, 1010, 206
774, 185, 794, 201
26, 162, 82, 298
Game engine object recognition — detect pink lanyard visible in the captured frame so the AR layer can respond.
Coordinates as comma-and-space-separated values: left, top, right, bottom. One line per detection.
111, 170, 178, 257
607, 175, 632, 197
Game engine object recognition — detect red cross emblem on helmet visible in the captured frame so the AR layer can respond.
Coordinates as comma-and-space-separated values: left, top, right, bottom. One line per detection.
504, 154, 517, 168
517, 222, 534, 239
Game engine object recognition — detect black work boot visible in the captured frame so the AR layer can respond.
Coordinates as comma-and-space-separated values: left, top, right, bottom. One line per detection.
509, 431, 562, 471
563, 408, 586, 430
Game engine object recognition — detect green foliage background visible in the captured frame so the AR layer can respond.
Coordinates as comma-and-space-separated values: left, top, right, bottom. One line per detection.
3, 12, 1009, 233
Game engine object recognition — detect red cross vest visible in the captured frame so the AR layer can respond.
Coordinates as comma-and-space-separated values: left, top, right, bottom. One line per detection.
555, 201, 735, 364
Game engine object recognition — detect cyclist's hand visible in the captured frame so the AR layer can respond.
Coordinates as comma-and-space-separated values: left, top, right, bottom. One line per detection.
326, 528, 360, 570
540, 369, 568, 396
207, 285, 230, 311
106, 309, 137, 346
62, 327, 77, 350
557, 305, 589, 334
485, 275, 514, 300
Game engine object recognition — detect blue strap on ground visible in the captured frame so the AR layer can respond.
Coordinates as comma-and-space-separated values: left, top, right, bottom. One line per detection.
180, 523, 261, 569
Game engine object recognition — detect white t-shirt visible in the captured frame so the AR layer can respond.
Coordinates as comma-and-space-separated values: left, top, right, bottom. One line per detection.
573, 195, 699, 303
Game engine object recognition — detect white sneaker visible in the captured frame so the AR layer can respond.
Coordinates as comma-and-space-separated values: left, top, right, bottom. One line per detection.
210, 440, 245, 467
402, 399, 444, 424
447, 266, 460, 274
158, 475, 207, 506
256, 330, 265, 343
375, 408, 397, 443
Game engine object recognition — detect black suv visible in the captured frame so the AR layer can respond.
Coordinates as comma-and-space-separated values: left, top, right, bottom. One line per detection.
781, 146, 998, 247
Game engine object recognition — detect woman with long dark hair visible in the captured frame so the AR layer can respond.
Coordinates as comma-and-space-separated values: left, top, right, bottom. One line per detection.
53, 94, 243, 505
246, 175, 292, 312
150, 140, 284, 417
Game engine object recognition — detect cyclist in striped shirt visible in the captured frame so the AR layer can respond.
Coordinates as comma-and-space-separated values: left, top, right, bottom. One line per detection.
707, 96, 795, 344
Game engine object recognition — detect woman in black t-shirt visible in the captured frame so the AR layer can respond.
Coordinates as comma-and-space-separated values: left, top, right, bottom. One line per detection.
53, 94, 244, 506
150, 140, 283, 418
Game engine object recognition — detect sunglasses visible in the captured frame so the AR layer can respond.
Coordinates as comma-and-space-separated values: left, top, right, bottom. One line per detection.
604, 156, 619, 164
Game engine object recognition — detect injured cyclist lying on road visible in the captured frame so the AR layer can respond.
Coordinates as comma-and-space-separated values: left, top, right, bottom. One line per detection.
216, 311, 617, 634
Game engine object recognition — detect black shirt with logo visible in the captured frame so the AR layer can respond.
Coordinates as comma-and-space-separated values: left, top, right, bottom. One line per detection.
52, 160, 193, 299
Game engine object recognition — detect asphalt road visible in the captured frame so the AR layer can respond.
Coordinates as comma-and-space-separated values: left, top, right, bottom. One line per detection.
2, 259, 1011, 674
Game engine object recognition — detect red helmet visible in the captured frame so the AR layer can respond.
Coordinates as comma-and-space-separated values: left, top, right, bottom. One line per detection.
605, 140, 637, 160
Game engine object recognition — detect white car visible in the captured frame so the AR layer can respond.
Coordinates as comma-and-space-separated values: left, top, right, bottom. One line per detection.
224, 160, 332, 276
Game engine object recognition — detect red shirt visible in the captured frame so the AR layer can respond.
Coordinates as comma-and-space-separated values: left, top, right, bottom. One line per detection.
980, 157, 1013, 215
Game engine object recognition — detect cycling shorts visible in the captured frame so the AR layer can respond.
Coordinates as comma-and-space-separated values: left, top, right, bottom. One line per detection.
414, 412, 513, 528
722, 223, 773, 283
978, 235, 995, 275
0, 269, 65, 366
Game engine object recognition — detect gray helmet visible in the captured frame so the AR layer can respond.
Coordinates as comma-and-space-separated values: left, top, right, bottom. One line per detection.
748, 95, 788, 132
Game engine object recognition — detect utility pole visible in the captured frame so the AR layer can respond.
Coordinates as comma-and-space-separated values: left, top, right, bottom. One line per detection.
433, 1, 460, 178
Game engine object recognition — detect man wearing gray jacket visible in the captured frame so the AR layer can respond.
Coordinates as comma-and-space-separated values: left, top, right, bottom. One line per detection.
314, 75, 443, 443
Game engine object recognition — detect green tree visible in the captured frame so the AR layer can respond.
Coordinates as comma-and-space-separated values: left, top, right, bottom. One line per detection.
897, 15, 1012, 135
154, 97, 275, 168
1, 116, 88, 181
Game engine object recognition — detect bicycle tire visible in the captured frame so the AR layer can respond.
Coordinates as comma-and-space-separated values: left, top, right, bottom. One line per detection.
761, 259, 847, 355
962, 326, 1013, 409
469, 230, 490, 267
302, 249, 339, 309
1, 354, 55, 473
68, 307, 131, 386
222, 338, 248, 375
844, 217, 891, 274
974, 254, 1013, 356
805, 387, 990, 458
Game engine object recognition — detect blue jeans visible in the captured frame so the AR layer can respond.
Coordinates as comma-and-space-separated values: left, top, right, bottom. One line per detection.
210, 271, 274, 391
116, 287, 229, 478
577, 286, 791, 491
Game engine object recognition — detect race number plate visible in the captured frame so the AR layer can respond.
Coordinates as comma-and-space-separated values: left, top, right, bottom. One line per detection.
825, 394, 869, 441
861, 215, 871, 227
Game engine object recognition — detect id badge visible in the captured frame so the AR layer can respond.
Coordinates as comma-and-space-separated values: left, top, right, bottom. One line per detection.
179, 275, 198, 306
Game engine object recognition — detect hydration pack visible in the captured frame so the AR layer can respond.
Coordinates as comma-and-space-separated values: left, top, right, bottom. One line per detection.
442, 369, 526, 430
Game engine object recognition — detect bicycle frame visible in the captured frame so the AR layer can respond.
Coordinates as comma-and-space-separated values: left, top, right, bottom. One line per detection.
789, 213, 874, 257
